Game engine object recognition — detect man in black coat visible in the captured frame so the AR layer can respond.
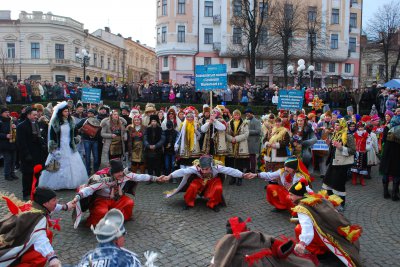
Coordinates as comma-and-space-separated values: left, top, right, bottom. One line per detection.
16, 107, 46, 200
0, 108, 18, 181
144, 115, 165, 179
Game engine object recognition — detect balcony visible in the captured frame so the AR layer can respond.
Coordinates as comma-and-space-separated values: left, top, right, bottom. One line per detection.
213, 15, 221, 24
213, 42, 221, 51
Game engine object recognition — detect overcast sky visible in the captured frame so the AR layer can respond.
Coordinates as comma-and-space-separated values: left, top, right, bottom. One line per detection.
2, 0, 392, 48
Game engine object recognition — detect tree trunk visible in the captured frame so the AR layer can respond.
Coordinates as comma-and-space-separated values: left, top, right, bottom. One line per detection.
391, 47, 400, 80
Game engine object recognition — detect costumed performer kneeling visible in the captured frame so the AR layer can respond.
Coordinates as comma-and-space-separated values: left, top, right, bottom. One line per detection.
161, 155, 245, 212
72, 159, 163, 228
245, 156, 313, 212
289, 179, 363, 267
0, 187, 76, 267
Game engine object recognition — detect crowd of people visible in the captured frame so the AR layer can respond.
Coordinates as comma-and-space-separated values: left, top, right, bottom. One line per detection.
1, 88, 400, 266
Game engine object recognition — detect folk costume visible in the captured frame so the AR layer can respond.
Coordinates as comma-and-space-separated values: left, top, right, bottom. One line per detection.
165, 156, 244, 211
290, 115, 317, 169
100, 115, 127, 168
209, 216, 317, 267
126, 115, 146, 174
257, 157, 313, 211
39, 101, 88, 190
0, 188, 67, 267
73, 160, 156, 228
291, 181, 362, 267
322, 119, 356, 210
351, 123, 369, 186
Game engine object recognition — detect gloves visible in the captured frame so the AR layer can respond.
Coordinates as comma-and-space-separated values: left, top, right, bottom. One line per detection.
48, 257, 61, 267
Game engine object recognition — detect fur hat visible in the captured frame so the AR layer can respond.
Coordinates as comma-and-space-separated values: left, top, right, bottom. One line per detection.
144, 103, 156, 113
149, 114, 160, 125
110, 159, 124, 174
91, 209, 126, 243
34, 187, 57, 206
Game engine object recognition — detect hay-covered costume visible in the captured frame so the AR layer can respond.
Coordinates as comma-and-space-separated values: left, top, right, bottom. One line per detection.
165, 157, 244, 210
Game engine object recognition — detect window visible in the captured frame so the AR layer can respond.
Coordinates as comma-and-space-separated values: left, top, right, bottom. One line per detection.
162, 26, 167, 43
315, 62, 321, 71
162, 0, 167, 15
231, 58, 239, 68
351, 0, 358, 4
350, 13, 357, 28
329, 63, 336, 72
55, 44, 64, 59
308, 6, 317, 22
367, 64, 373, 77
75, 47, 79, 61
256, 59, 263, 69
157, 28, 161, 44
107, 58, 110, 69
178, 25, 185, 43
345, 63, 351, 73
233, 0, 242, 16
93, 53, 97, 66
7, 43, 15, 59
379, 64, 384, 77
204, 28, 213, 44
205, 1, 213, 17
204, 57, 211, 66
31, 43, 40, 59
330, 34, 338, 49
308, 32, 317, 46
331, 9, 339, 24
284, 4, 293, 19
113, 59, 116, 71
233, 27, 242, 44
100, 56, 104, 69
259, 28, 268, 44
259, 2, 267, 18
163, 56, 168, 67
178, 0, 185, 14
349, 37, 356, 52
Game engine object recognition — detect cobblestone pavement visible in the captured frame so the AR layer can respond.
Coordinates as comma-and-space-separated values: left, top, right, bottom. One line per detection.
1, 165, 400, 266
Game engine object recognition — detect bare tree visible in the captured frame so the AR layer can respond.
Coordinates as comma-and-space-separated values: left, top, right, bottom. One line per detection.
268, 0, 305, 86
230, 0, 270, 84
0, 48, 15, 106
367, 1, 400, 82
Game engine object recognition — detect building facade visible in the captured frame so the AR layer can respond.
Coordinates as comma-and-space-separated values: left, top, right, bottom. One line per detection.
155, 0, 362, 88
0, 11, 156, 83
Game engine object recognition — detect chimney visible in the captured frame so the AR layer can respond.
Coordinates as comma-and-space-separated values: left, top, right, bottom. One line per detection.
136, 40, 140, 43
105, 27, 110, 33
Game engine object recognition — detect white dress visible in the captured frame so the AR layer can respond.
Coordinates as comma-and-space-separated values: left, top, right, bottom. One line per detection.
39, 122, 88, 190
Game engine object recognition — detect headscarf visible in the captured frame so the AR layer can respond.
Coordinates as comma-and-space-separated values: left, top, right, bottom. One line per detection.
332, 118, 348, 145
389, 115, 400, 128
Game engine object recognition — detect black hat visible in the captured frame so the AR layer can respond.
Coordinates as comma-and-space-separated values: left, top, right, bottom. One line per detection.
284, 157, 298, 170
34, 187, 57, 206
289, 178, 308, 197
1, 107, 9, 114
87, 108, 97, 115
76, 101, 83, 108
244, 108, 253, 114
110, 159, 124, 174
121, 106, 130, 113
166, 120, 174, 129
149, 114, 160, 125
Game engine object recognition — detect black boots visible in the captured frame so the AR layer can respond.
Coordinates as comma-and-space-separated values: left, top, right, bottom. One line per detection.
229, 176, 236, 185
383, 182, 391, 199
392, 182, 399, 201
236, 178, 243, 186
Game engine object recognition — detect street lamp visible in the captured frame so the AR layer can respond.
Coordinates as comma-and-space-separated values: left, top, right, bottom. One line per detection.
287, 59, 314, 88
76, 48, 91, 83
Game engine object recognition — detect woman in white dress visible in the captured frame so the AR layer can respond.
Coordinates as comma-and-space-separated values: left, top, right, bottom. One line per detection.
39, 101, 88, 190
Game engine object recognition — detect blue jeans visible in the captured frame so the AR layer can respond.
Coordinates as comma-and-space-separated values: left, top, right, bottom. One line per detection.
83, 139, 99, 175
164, 154, 176, 175
3, 150, 16, 177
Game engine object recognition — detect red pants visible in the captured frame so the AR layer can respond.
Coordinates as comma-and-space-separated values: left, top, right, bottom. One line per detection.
86, 195, 134, 227
266, 184, 294, 211
184, 177, 223, 209
18, 230, 53, 267
295, 224, 329, 255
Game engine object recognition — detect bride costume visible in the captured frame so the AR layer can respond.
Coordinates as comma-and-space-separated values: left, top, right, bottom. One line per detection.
39, 101, 88, 190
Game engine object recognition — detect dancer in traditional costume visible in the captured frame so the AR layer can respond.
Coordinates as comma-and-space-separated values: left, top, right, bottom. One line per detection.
0, 187, 75, 267
72, 159, 161, 228
246, 157, 313, 212
289, 180, 362, 267
161, 155, 244, 212
351, 122, 369, 186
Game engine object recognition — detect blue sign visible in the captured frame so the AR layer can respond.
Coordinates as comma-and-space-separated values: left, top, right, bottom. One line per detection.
277, 90, 304, 111
195, 64, 227, 91
82, 88, 101, 104
312, 140, 330, 151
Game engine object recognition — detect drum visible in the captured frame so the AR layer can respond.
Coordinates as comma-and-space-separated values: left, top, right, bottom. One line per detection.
81, 118, 101, 138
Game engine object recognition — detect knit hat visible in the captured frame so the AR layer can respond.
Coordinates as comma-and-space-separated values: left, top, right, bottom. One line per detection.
121, 106, 130, 113
371, 114, 380, 122
149, 114, 160, 125
203, 104, 210, 113
244, 108, 254, 114
347, 106, 354, 113
289, 178, 308, 197
0, 107, 9, 114
76, 101, 83, 109
87, 108, 97, 115
385, 110, 394, 118
199, 155, 213, 168
284, 157, 298, 170
109, 159, 124, 174
34, 187, 57, 206
297, 114, 306, 120
91, 209, 126, 243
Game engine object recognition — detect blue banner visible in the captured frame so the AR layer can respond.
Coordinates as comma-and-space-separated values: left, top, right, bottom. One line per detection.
195, 64, 227, 91
277, 90, 304, 111
82, 88, 101, 104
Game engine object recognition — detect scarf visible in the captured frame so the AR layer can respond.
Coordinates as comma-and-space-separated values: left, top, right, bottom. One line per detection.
185, 120, 195, 151
390, 115, 400, 128
267, 126, 287, 156
233, 120, 240, 135
331, 119, 348, 145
